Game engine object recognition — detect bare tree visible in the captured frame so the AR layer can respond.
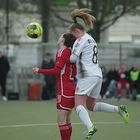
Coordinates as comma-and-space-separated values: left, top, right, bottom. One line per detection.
39, 0, 50, 42
2, 0, 139, 43
0, 0, 18, 43
76, 0, 140, 42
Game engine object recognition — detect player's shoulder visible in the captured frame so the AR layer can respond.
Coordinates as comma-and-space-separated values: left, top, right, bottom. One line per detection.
85, 33, 96, 44
83, 33, 92, 40
57, 48, 71, 57
57, 48, 64, 57
79, 33, 96, 43
74, 34, 87, 46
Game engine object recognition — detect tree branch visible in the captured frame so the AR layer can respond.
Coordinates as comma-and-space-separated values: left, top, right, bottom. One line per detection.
100, 3, 138, 32
100, 6, 126, 32
76, 0, 87, 8
51, 8, 72, 24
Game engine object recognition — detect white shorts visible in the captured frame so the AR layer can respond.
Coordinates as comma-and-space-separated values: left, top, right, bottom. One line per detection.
75, 76, 102, 99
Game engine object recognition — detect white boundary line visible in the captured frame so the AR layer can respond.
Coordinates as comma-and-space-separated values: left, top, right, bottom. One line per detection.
0, 121, 140, 129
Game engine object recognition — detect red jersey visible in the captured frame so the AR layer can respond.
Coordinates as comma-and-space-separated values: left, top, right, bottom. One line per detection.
55, 48, 76, 97
38, 47, 76, 110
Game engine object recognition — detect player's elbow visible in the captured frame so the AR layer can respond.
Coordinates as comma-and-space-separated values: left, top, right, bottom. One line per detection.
55, 70, 60, 75
55, 67, 61, 75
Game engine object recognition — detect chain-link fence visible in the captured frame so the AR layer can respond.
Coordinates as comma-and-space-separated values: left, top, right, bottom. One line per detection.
98, 43, 140, 70
1, 42, 140, 100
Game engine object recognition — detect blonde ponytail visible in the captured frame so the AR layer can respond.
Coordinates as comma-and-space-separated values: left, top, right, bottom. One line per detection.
70, 8, 96, 29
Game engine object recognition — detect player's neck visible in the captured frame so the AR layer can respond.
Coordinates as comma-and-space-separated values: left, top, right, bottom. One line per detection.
77, 32, 85, 38
60, 45, 66, 49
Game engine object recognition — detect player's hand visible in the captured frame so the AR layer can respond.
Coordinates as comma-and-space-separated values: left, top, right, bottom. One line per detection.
32, 67, 39, 73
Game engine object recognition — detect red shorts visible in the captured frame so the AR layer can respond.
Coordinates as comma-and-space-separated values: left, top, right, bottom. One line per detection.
56, 94, 75, 111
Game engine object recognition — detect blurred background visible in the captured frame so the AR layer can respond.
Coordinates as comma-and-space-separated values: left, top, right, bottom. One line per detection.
0, 0, 140, 101
0, 1, 140, 140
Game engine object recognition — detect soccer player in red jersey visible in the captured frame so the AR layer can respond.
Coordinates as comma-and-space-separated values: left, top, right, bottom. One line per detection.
32, 33, 76, 140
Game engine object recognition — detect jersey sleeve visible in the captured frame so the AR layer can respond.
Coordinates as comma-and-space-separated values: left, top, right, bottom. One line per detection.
38, 67, 61, 75
38, 49, 70, 75
70, 53, 78, 63
72, 38, 85, 56
55, 49, 70, 69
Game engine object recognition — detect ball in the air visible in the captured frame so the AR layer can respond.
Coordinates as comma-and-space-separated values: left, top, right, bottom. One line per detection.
26, 22, 43, 39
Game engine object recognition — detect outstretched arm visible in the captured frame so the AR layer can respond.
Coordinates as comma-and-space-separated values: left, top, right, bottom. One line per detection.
32, 66, 61, 75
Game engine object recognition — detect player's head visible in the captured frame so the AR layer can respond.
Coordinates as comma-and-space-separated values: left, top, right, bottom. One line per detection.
57, 33, 76, 48
110, 64, 116, 70
69, 8, 96, 38
120, 63, 126, 71
63, 33, 76, 48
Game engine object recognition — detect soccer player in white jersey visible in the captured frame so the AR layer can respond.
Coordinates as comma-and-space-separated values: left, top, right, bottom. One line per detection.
69, 8, 129, 140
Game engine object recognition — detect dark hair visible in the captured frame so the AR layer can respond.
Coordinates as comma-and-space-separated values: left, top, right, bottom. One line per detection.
63, 33, 76, 48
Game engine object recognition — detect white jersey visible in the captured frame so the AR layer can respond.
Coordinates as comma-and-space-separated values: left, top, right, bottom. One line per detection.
72, 33, 102, 78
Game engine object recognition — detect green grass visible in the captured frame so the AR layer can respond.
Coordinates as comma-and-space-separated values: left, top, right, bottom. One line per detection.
0, 99, 140, 140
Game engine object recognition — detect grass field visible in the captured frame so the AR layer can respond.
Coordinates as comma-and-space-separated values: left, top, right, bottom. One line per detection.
0, 99, 140, 140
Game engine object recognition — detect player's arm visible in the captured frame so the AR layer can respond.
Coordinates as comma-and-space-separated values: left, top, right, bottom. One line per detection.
32, 49, 69, 75
32, 67, 61, 75
70, 38, 85, 63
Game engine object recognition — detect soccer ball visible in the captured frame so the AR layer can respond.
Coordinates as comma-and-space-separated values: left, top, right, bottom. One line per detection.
26, 22, 43, 39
